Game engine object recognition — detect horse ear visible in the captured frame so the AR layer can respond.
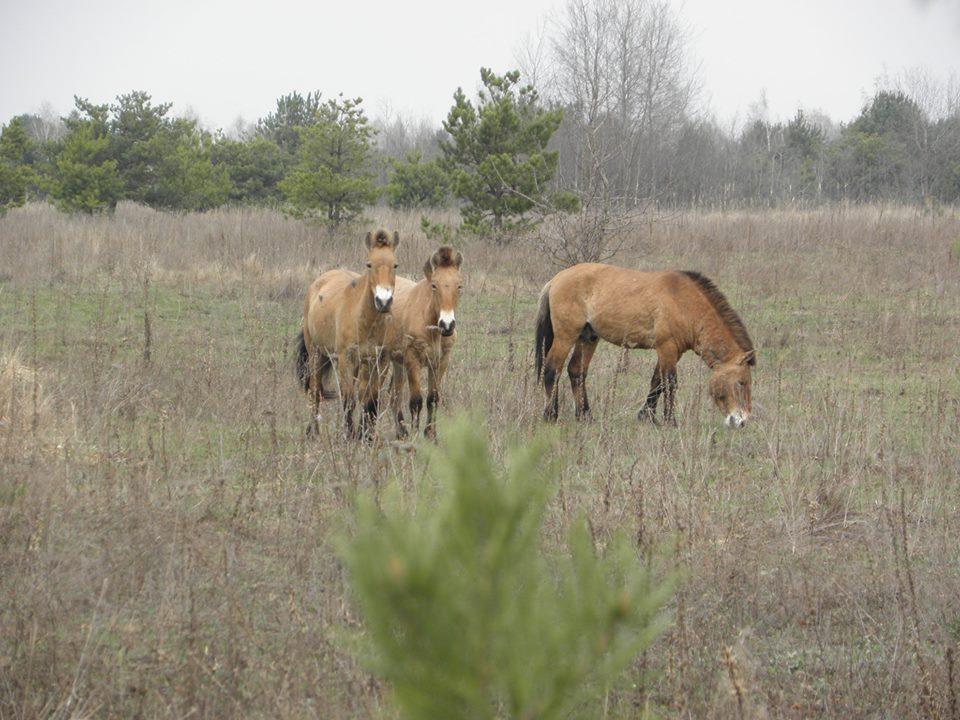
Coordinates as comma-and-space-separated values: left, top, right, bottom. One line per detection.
364, 231, 374, 249
423, 260, 433, 280
392, 231, 401, 248
453, 250, 463, 269
740, 350, 756, 366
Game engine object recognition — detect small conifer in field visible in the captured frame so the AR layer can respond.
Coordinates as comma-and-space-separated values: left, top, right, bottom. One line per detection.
342, 418, 675, 720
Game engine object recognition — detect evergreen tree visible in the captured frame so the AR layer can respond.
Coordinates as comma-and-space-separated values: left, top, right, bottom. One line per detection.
385, 150, 451, 209
256, 90, 324, 161
49, 98, 122, 213
343, 418, 674, 720
143, 119, 232, 210
280, 95, 378, 225
0, 118, 37, 212
441, 68, 563, 237
109, 91, 173, 202
212, 135, 284, 204
784, 110, 824, 200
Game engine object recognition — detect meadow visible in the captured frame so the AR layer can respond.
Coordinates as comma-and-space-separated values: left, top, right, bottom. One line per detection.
1, 201, 959, 718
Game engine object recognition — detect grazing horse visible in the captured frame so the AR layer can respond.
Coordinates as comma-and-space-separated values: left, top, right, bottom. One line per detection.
387, 246, 463, 439
535, 263, 755, 428
296, 229, 400, 439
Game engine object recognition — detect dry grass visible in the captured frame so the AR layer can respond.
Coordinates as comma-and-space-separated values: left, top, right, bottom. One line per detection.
1, 201, 959, 718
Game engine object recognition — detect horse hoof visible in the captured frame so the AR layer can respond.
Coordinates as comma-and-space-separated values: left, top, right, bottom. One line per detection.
638, 408, 659, 425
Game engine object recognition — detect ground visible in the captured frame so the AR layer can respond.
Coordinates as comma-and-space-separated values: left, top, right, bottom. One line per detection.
1, 202, 959, 718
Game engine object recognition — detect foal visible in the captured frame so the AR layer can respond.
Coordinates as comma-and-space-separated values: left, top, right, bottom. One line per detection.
535, 264, 755, 428
387, 246, 463, 439
297, 229, 400, 439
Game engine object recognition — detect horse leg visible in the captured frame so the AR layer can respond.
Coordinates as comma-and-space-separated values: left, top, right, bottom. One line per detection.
359, 362, 381, 443
662, 366, 679, 426
639, 363, 664, 423
542, 331, 577, 421
640, 346, 679, 425
424, 350, 450, 440
390, 359, 408, 439
338, 354, 358, 439
406, 354, 424, 432
568, 338, 598, 420
307, 350, 322, 437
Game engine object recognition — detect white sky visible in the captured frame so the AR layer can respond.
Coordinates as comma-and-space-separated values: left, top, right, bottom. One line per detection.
1, 0, 959, 131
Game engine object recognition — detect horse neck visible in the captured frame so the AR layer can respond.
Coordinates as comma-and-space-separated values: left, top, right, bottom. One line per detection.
412, 280, 440, 326
354, 275, 382, 329
693, 306, 741, 368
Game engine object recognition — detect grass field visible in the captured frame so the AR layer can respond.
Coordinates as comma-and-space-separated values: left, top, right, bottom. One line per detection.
2, 202, 960, 718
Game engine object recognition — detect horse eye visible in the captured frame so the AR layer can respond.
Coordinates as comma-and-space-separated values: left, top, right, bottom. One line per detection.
737, 380, 746, 388
393, 264, 398, 269
365, 262, 371, 268
458, 285, 463, 290
431, 283, 437, 290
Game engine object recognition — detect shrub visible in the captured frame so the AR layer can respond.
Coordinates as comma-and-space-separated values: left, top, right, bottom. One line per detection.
386, 151, 450, 209
342, 418, 675, 720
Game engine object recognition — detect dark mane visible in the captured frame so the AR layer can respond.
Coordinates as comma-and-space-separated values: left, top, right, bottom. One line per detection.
681, 271, 755, 363
433, 246, 455, 267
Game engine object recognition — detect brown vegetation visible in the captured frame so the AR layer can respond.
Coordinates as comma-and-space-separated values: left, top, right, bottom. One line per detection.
1, 201, 959, 718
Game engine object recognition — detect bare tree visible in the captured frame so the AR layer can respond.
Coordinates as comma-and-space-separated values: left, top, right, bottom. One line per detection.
542, 0, 698, 204
520, 0, 698, 263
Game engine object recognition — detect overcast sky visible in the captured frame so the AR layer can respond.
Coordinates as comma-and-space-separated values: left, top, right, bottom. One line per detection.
1, 0, 958, 131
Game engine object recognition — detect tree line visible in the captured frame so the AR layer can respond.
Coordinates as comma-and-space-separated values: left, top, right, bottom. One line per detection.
2, 0, 959, 229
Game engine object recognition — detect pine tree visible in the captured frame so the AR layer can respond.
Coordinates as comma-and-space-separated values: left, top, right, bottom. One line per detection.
343, 417, 674, 720
0, 118, 37, 213
441, 69, 563, 238
49, 98, 122, 213
280, 95, 378, 225
385, 150, 450, 209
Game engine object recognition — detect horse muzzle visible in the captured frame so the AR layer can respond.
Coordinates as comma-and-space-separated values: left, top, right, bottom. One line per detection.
724, 411, 749, 429
374, 286, 393, 313
438, 311, 455, 336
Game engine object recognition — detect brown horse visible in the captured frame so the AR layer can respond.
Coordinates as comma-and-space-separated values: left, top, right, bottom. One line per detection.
386, 246, 463, 439
296, 229, 400, 439
535, 263, 755, 428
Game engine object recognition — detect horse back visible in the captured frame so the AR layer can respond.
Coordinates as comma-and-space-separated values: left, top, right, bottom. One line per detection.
548, 264, 692, 350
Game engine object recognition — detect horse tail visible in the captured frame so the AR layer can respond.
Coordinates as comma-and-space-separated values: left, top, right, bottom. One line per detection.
319, 360, 338, 400
295, 330, 310, 393
534, 282, 553, 382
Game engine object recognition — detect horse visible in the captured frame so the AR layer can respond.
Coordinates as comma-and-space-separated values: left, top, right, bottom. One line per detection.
534, 264, 755, 428
386, 246, 463, 439
296, 229, 400, 439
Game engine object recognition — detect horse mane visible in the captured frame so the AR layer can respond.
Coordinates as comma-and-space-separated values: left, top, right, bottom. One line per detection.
432, 246, 457, 267
681, 271, 755, 364
371, 229, 393, 247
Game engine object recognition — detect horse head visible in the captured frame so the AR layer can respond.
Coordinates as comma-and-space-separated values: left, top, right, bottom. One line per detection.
364, 229, 401, 313
423, 246, 463, 337
708, 350, 755, 428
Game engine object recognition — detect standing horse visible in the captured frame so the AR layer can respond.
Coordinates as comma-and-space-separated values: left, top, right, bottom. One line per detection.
387, 246, 463, 439
296, 229, 400, 439
535, 264, 755, 428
